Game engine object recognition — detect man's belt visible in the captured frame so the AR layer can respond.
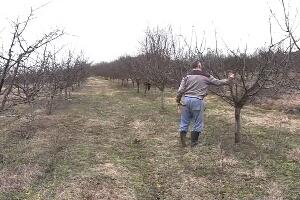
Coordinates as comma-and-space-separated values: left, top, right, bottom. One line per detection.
184, 95, 204, 100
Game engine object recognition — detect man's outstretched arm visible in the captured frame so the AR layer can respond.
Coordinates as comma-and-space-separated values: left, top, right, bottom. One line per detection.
208, 73, 235, 86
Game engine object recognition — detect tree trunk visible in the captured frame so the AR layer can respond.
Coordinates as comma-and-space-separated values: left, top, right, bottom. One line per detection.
137, 80, 140, 93
160, 87, 165, 110
144, 84, 147, 94
0, 89, 10, 111
59, 88, 63, 97
64, 88, 68, 99
234, 106, 242, 143
0, 82, 14, 111
0, 64, 19, 111
25, 92, 31, 104
47, 94, 54, 115
17, 87, 20, 95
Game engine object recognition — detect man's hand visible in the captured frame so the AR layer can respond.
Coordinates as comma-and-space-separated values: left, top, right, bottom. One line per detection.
228, 72, 235, 80
176, 104, 181, 114
177, 102, 183, 106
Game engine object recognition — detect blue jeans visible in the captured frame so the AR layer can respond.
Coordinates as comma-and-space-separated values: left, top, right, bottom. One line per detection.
179, 96, 204, 133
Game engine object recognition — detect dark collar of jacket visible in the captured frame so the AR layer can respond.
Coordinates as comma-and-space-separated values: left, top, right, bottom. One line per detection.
187, 69, 210, 77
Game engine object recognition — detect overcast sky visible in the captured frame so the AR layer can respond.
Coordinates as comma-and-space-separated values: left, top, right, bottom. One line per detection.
0, 0, 300, 63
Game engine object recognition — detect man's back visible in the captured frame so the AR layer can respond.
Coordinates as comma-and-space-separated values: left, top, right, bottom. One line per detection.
177, 69, 228, 100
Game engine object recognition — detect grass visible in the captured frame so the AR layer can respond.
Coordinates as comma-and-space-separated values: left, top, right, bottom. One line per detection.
0, 77, 299, 199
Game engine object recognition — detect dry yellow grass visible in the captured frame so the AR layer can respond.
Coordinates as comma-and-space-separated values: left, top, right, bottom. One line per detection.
0, 77, 299, 199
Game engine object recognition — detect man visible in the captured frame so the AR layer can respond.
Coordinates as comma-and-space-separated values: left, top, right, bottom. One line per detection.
176, 60, 234, 147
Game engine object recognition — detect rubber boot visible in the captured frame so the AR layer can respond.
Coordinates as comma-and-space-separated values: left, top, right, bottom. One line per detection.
191, 131, 200, 147
180, 131, 187, 147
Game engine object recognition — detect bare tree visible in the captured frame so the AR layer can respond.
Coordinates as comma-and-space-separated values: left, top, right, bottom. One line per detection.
0, 9, 63, 111
131, 55, 147, 93
270, 0, 300, 91
40, 49, 90, 115
140, 26, 177, 109
12, 49, 49, 104
201, 45, 289, 143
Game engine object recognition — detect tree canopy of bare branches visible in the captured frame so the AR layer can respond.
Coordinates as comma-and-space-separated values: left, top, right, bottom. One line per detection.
0, 9, 63, 111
